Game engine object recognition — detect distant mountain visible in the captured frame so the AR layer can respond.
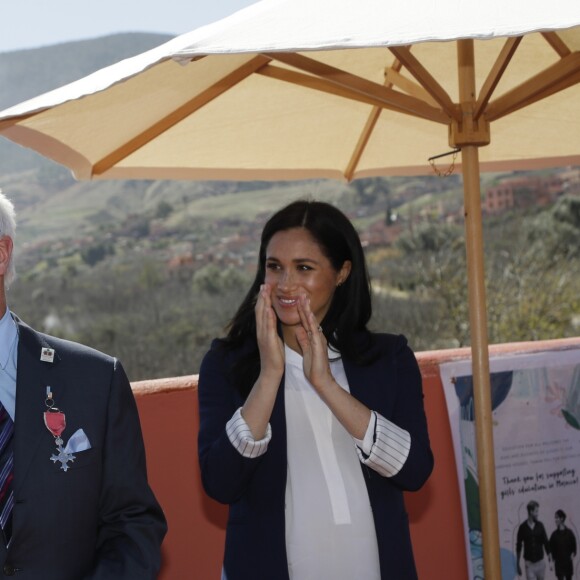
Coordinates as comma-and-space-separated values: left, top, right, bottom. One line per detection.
0, 33, 173, 173
0, 33, 173, 109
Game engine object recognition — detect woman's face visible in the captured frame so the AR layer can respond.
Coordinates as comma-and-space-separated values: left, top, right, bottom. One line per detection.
264, 227, 351, 335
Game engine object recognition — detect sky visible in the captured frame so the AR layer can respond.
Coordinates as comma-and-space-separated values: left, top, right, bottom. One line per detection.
1, 0, 258, 53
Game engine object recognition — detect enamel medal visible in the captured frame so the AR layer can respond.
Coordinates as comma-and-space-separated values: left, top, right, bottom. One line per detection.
44, 386, 75, 472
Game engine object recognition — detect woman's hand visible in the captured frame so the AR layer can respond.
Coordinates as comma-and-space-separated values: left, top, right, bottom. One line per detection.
240, 284, 284, 440
255, 283, 285, 380
295, 295, 334, 391
295, 295, 371, 440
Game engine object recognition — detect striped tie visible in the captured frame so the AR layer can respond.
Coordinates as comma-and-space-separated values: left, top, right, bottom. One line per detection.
0, 402, 14, 545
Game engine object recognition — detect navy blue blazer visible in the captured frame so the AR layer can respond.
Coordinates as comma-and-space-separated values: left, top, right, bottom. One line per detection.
198, 333, 433, 580
0, 317, 167, 579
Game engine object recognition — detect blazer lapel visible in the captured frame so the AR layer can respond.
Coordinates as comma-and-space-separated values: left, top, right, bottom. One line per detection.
13, 318, 62, 491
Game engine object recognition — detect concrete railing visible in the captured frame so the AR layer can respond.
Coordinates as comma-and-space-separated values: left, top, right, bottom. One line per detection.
133, 337, 580, 579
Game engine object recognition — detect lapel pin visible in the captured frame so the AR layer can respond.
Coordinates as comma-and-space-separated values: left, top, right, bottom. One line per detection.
40, 347, 55, 363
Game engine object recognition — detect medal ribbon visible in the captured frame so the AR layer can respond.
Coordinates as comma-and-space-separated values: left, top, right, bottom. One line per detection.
44, 385, 75, 472
44, 410, 66, 438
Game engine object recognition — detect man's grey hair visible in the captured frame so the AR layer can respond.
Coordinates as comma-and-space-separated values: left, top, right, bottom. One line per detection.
0, 190, 16, 285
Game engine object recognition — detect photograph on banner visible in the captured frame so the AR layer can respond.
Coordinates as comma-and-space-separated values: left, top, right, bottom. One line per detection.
440, 349, 580, 580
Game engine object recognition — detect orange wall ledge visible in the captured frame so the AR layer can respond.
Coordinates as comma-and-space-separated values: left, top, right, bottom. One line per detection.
133, 337, 580, 579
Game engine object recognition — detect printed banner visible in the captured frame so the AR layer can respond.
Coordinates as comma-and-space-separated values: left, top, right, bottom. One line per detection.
440, 348, 580, 579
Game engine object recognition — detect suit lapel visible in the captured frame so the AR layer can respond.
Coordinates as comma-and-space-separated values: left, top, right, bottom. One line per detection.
13, 318, 63, 492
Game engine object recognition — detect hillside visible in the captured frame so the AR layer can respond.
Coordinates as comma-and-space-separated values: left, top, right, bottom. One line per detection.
0, 34, 578, 380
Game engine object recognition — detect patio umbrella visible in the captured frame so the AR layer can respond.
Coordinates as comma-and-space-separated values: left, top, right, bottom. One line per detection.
1, 0, 580, 575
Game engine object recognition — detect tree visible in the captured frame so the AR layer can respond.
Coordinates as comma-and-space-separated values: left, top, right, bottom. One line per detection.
80, 243, 114, 267
351, 177, 390, 207
155, 201, 173, 219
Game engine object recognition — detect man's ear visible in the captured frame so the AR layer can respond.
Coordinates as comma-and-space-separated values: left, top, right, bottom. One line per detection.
0, 236, 13, 277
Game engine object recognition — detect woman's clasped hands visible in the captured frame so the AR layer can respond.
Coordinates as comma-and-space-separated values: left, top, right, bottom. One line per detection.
255, 283, 334, 394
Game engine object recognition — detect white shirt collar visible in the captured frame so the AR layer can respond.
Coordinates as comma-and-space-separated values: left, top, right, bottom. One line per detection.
284, 344, 341, 368
0, 307, 18, 370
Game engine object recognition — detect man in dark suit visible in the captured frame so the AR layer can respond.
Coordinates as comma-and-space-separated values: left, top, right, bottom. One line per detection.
549, 509, 577, 580
0, 190, 166, 578
516, 500, 551, 579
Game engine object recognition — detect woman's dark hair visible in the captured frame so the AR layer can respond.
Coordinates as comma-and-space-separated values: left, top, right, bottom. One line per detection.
223, 199, 375, 396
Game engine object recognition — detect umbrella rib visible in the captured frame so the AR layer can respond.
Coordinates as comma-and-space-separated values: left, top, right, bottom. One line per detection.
486, 51, 580, 121
262, 52, 448, 124
474, 37, 522, 121
257, 64, 443, 122
524, 68, 580, 106
344, 107, 382, 182
344, 59, 408, 181
345, 60, 405, 181
0, 114, 35, 131
92, 55, 271, 176
383, 67, 439, 107
542, 31, 572, 57
388, 46, 460, 121
257, 65, 382, 106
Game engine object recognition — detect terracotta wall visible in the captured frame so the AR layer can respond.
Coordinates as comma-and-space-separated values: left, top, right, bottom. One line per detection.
133, 337, 580, 579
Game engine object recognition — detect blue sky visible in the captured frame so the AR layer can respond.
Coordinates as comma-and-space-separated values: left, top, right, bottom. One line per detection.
1, 0, 257, 53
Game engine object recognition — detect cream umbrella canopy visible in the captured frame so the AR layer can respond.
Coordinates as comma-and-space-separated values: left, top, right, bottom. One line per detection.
1, 1, 580, 576
0, 0, 579, 181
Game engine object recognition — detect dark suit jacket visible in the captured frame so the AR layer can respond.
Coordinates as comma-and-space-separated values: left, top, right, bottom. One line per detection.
0, 316, 166, 579
198, 333, 433, 580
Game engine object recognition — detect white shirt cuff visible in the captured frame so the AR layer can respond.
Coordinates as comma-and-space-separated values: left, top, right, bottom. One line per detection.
355, 411, 411, 477
353, 411, 376, 455
226, 407, 272, 458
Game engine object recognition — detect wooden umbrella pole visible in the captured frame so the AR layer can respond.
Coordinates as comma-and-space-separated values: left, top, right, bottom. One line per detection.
462, 144, 502, 578
457, 39, 502, 579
